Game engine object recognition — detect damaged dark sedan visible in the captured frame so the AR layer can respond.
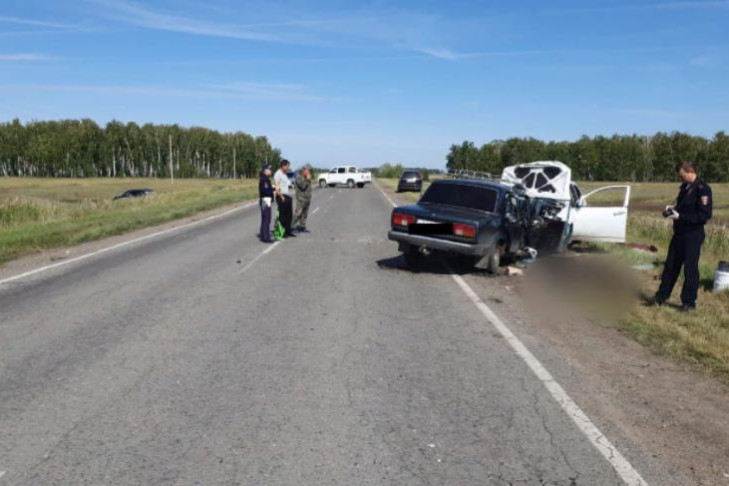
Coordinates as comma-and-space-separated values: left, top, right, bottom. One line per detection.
388, 162, 631, 273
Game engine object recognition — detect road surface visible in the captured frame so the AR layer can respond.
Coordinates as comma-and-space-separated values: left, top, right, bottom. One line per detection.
0, 185, 670, 484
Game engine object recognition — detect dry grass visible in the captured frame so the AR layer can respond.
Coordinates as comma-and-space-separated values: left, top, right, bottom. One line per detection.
0, 178, 257, 265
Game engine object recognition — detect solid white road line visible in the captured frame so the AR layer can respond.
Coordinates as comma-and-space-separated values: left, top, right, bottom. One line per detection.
373, 180, 397, 208
0, 202, 256, 287
450, 274, 647, 485
374, 180, 647, 485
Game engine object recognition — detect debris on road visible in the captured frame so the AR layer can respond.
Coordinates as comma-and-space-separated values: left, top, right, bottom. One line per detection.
506, 266, 524, 276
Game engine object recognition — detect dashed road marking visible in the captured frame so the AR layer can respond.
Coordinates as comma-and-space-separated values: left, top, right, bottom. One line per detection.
238, 241, 282, 274
312, 207, 320, 215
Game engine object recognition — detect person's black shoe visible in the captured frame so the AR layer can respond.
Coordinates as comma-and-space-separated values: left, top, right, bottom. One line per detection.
284, 232, 297, 238
645, 296, 665, 307
298, 227, 310, 233
678, 304, 696, 313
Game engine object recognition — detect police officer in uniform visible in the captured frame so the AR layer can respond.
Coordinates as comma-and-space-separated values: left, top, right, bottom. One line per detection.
293, 165, 313, 233
653, 161, 713, 311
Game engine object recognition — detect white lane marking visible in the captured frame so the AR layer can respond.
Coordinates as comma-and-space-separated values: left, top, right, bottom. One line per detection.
0, 471, 6, 479
0, 202, 256, 286
238, 241, 281, 274
450, 272, 648, 485
373, 180, 397, 208
238, 201, 324, 274
379, 176, 645, 483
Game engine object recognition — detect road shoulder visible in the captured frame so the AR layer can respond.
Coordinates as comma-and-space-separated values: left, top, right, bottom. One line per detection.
377, 178, 729, 485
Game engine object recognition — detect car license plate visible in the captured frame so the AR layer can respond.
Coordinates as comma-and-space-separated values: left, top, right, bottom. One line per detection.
417, 219, 438, 224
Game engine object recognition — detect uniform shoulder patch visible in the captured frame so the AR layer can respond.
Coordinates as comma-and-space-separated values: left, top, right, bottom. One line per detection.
701, 195, 709, 206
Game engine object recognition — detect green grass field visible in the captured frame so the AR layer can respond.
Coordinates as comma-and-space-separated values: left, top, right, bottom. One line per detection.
0, 178, 258, 265
582, 181, 729, 382
378, 177, 729, 382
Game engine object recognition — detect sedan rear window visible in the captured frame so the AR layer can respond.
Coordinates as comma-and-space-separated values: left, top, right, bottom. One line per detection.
402, 171, 420, 178
420, 183, 498, 212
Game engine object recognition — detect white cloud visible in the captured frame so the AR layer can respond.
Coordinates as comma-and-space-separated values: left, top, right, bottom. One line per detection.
87, 0, 306, 43
0, 53, 54, 61
85, 0, 467, 60
0, 15, 81, 29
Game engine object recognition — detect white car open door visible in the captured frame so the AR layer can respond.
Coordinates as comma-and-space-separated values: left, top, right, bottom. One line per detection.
571, 185, 631, 243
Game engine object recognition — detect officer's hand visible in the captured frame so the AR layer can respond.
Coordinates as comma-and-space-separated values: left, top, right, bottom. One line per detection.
665, 205, 674, 212
669, 210, 680, 220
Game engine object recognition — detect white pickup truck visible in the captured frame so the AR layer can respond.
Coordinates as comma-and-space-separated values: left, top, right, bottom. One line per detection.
317, 166, 372, 188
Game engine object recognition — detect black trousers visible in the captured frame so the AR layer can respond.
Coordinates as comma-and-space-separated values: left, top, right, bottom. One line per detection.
277, 195, 293, 234
259, 200, 272, 242
656, 228, 705, 307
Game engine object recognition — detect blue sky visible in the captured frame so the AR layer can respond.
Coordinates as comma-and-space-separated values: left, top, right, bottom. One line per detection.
1, 0, 728, 168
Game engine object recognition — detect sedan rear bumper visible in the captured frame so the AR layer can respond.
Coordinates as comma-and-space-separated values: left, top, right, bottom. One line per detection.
387, 230, 487, 256
397, 182, 421, 191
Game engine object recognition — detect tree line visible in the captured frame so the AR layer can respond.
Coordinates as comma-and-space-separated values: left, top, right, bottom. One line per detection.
370, 163, 440, 180
446, 132, 729, 182
0, 118, 282, 178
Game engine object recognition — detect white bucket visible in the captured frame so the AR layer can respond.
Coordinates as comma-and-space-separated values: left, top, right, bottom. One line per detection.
713, 261, 729, 293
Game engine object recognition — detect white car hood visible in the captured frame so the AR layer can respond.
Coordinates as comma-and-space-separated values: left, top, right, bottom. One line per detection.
501, 161, 572, 201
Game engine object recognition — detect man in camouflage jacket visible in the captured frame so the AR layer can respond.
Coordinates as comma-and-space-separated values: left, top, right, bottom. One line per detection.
293, 165, 313, 232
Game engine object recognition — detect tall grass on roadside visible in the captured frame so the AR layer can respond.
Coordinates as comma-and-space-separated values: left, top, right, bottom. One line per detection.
0, 178, 257, 265
628, 213, 729, 267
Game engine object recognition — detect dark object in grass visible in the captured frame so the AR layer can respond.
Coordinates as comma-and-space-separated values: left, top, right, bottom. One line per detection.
619, 242, 659, 253
113, 188, 155, 200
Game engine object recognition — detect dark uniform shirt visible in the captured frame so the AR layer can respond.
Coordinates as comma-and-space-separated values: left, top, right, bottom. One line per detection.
259, 174, 274, 200
673, 178, 712, 234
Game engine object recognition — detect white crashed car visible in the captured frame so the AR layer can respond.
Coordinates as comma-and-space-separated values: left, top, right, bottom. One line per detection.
501, 161, 631, 244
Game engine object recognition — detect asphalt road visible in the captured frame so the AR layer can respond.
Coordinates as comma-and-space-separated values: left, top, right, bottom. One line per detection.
0, 185, 659, 485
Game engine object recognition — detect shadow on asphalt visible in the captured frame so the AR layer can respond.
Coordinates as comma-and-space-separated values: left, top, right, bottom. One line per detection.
376, 254, 492, 277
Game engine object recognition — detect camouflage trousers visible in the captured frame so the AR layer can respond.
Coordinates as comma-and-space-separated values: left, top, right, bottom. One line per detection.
293, 197, 311, 228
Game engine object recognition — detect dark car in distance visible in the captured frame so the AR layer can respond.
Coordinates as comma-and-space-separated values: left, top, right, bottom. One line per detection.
387, 178, 569, 273
113, 188, 155, 200
396, 171, 423, 193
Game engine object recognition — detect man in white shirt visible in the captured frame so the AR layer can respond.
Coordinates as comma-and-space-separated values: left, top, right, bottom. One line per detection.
273, 159, 296, 237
